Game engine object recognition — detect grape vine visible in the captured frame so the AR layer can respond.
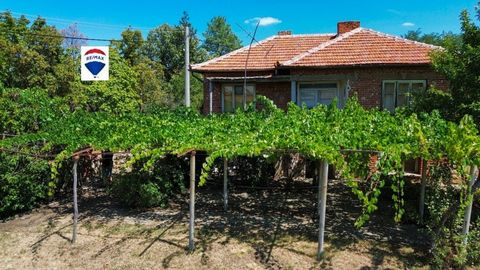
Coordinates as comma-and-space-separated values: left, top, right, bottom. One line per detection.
1, 96, 479, 226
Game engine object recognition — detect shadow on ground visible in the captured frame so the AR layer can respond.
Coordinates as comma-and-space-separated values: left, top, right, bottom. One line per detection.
0, 178, 430, 269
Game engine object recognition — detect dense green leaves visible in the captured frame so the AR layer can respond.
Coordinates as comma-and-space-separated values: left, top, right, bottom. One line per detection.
202, 16, 242, 57
0, 152, 50, 218
418, 10, 480, 125
2, 97, 479, 226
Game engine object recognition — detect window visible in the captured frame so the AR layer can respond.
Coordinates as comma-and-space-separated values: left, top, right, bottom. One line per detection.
382, 80, 426, 112
298, 82, 339, 108
222, 84, 255, 112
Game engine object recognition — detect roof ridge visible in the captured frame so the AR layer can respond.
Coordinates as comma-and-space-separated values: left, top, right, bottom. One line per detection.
361, 28, 443, 49
191, 35, 278, 69
281, 27, 364, 66
285, 33, 336, 37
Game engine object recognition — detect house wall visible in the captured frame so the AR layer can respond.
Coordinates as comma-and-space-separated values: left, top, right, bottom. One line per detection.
201, 66, 448, 113
291, 66, 448, 108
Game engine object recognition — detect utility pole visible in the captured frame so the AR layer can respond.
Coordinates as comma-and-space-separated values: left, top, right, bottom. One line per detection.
185, 26, 191, 107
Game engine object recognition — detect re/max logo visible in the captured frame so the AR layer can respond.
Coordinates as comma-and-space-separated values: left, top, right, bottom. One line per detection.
86, 55, 105, 61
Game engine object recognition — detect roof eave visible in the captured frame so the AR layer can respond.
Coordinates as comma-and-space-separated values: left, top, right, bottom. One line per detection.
280, 62, 433, 69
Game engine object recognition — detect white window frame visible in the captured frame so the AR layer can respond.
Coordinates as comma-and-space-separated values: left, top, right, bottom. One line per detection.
297, 81, 339, 108
221, 84, 256, 113
382, 80, 426, 112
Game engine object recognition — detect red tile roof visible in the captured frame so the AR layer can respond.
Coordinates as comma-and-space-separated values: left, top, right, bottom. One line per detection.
191, 28, 441, 72
191, 34, 335, 71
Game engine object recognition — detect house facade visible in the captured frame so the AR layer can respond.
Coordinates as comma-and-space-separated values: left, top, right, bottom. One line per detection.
191, 21, 448, 114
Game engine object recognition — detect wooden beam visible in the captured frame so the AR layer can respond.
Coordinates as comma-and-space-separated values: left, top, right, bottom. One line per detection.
462, 165, 478, 244
223, 158, 228, 211
419, 159, 427, 223
317, 159, 329, 260
72, 157, 79, 244
188, 151, 196, 251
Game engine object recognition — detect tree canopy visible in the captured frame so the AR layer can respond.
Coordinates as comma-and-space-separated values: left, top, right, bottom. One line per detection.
202, 16, 242, 57
412, 10, 480, 125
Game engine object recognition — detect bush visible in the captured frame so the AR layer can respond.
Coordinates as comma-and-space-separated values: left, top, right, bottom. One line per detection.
228, 156, 275, 186
425, 161, 480, 268
0, 152, 51, 218
109, 155, 187, 208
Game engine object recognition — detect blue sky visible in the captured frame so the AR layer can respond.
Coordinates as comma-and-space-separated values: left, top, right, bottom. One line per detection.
1, 0, 479, 45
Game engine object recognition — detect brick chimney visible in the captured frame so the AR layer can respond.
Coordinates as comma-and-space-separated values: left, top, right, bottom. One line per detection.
337, 21, 360, 35
277, 30, 292, 36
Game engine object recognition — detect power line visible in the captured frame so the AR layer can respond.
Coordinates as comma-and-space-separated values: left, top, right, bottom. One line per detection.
0, 28, 120, 42
7, 11, 156, 32
3, 10, 242, 44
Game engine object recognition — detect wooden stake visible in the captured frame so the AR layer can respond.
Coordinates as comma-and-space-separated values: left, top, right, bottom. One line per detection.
419, 159, 427, 223
72, 157, 79, 244
223, 158, 228, 211
462, 165, 478, 245
188, 151, 196, 251
317, 159, 329, 260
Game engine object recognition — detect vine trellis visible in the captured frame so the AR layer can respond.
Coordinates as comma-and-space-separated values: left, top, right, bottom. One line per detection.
1, 96, 479, 259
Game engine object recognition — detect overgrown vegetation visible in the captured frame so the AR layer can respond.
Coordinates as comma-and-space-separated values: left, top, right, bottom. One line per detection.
110, 155, 188, 208
0, 10, 242, 217
1, 5, 480, 269
410, 9, 480, 126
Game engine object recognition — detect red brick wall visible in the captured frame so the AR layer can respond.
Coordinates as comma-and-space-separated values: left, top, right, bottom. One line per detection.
201, 66, 448, 113
256, 82, 291, 110
291, 66, 448, 109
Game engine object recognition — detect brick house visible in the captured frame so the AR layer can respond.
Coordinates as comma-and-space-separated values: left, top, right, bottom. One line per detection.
191, 21, 448, 114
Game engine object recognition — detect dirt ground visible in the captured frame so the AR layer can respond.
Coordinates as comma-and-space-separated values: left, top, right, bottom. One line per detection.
0, 179, 432, 270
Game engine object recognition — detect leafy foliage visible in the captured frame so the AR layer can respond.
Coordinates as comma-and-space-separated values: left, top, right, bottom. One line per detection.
202, 16, 242, 57
0, 151, 51, 219
109, 155, 187, 208
420, 10, 480, 124
403, 28, 461, 47
0, 87, 68, 134
0, 12, 66, 92
2, 97, 479, 227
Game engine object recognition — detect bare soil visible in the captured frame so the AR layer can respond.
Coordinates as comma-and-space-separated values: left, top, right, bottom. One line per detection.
0, 179, 431, 269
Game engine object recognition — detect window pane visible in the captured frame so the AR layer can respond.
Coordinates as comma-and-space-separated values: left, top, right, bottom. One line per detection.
299, 89, 317, 108
411, 82, 425, 91
383, 82, 395, 112
299, 82, 338, 107
318, 89, 337, 105
246, 85, 255, 105
396, 82, 409, 107
223, 86, 233, 112
234, 86, 243, 110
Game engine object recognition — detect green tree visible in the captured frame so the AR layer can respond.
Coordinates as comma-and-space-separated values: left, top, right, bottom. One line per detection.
0, 12, 67, 94
69, 49, 141, 113
142, 12, 207, 80
117, 28, 144, 66
133, 60, 169, 111
403, 28, 461, 47
424, 10, 480, 124
202, 16, 242, 57
411, 9, 480, 125
166, 70, 203, 109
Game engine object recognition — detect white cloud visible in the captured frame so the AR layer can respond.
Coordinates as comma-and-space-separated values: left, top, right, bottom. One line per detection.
402, 22, 415, 27
244, 17, 282, 27
387, 9, 402, 15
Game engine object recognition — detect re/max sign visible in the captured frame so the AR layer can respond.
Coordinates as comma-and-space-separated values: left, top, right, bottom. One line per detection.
86, 55, 105, 61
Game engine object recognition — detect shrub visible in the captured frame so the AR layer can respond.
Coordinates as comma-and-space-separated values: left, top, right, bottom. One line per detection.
425, 161, 480, 268
109, 155, 187, 208
228, 156, 275, 186
0, 152, 51, 218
